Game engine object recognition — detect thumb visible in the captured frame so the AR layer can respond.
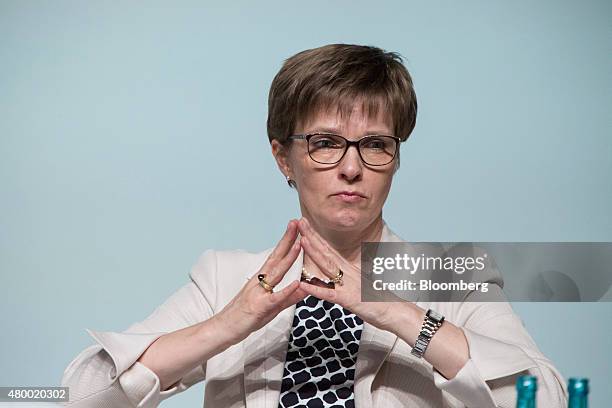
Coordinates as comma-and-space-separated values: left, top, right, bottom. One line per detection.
268, 280, 300, 304
278, 286, 308, 310
269, 280, 308, 309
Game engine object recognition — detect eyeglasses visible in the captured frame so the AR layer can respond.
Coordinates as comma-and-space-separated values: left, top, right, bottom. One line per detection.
287, 132, 401, 166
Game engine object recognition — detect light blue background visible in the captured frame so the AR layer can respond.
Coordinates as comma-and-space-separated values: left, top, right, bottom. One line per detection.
1, 1, 610, 406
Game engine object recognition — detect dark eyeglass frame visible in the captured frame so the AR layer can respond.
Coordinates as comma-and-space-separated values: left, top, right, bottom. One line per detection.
287, 132, 401, 166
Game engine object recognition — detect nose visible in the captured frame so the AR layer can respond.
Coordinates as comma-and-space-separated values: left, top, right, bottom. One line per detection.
338, 144, 363, 182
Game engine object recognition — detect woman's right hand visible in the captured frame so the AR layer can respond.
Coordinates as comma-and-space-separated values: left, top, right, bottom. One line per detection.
212, 219, 307, 345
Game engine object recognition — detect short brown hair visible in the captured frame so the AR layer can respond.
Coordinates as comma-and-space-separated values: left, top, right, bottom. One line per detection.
267, 44, 418, 145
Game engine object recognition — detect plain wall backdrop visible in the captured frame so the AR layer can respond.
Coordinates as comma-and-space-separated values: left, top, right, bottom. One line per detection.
1, 1, 610, 406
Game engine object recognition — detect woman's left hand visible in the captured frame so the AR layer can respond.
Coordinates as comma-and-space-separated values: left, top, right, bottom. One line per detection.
296, 217, 413, 334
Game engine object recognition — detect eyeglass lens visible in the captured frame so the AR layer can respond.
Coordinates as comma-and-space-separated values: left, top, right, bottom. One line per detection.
308, 134, 396, 165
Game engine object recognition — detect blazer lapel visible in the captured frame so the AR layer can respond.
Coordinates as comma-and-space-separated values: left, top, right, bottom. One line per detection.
353, 322, 399, 408
354, 220, 420, 408
243, 247, 304, 408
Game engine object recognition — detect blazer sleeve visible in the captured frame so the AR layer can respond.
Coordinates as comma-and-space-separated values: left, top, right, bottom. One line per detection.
60, 249, 218, 408
430, 288, 568, 407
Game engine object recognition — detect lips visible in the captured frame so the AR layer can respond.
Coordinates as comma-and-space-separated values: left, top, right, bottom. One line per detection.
333, 191, 366, 198
332, 191, 366, 203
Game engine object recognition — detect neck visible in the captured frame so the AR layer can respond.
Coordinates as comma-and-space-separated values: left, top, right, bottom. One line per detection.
302, 213, 385, 274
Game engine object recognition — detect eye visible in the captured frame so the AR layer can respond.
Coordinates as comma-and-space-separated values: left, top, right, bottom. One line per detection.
310, 135, 343, 149
314, 139, 334, 148
362, 138, 387, 149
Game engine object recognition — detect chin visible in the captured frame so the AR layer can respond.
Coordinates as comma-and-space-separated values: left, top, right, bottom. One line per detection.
325, 210, 366, 230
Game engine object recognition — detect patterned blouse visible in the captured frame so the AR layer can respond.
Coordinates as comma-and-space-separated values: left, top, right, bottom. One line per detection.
278, 294, 364, 408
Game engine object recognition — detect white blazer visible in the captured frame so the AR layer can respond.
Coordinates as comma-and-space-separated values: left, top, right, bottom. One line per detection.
61, 220, 568, 407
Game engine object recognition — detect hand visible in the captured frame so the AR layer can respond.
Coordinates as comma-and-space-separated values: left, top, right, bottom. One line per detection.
215, 219, 308, 345
296, 217, 408, 333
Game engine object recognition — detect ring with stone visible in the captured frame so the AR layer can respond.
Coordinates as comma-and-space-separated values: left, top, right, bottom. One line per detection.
329, 269, 344, 286
257, 273, 275, 293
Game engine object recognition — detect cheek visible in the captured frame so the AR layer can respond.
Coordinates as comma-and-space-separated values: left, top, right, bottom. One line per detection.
371, 174, 394, 202
295, 169, 326, 201
302, 176, 328, 200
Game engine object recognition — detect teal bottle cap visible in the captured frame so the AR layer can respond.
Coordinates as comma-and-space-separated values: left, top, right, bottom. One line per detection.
568, 378, 589, 395
516, 375, 538, 392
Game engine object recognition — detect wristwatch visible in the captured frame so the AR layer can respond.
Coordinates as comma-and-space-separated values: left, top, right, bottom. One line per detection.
410, 309, 445, 359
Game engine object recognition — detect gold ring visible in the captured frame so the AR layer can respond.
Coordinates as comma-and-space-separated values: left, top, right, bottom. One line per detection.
257, 274, 275, 293
329, 269, 344, 286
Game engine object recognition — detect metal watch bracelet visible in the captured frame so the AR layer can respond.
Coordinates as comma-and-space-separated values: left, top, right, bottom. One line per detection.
410, 309, 445, 359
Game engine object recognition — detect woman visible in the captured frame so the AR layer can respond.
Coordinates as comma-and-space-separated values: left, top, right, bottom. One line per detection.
61, 44, 567, 407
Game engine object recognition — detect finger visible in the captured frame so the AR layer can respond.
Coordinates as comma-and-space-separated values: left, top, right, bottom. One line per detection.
299, 280, 338, 303
299, 217, 343, 259
268, 279, 300, 304
269, 220, 299, 262
298, 219, 346, 269
277, 285, 309, 310
249, 236, 302, 296
256, 221, 299, 283
301, 235, 340, 280
266, 236, 302, 285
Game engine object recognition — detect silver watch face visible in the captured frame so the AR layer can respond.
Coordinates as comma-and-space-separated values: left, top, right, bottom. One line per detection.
427, 309, 444, 322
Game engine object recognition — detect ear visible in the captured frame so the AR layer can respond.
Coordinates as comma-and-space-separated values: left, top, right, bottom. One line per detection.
271, 139, 293, 179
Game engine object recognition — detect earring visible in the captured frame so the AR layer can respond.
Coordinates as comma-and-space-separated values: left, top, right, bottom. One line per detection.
286, 175, 296, 188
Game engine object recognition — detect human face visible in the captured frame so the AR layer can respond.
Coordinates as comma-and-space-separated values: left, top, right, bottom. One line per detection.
273, 104, 397, 232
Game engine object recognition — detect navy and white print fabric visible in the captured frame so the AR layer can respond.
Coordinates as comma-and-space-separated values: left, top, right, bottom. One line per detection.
278, 295, 364, 408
